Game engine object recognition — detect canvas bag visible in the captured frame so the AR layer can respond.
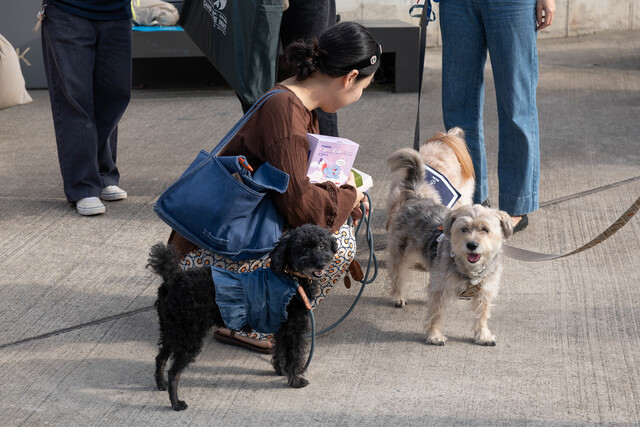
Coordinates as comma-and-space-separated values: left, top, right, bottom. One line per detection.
154, 90, 289, 260
179, 0, 283, 106
0, 34, 33, 111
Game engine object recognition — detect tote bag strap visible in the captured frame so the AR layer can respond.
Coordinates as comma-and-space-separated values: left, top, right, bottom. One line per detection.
210, 89, 286, 156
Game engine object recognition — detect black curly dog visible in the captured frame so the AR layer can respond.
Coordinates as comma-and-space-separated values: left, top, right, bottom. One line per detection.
147, 224, 338, 411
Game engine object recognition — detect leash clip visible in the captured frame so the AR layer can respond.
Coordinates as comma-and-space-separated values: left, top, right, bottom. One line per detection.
33, 4, 48, 32
288, 271, 313, 311
409, 1, 438, 21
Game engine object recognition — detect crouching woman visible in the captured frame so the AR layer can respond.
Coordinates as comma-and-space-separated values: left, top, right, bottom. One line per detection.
167, 22, 381, 353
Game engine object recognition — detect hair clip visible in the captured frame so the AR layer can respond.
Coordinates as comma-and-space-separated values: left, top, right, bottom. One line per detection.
369, 44, 382, 65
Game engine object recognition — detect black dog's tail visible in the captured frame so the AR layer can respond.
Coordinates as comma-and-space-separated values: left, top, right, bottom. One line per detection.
147, 243, 180, 285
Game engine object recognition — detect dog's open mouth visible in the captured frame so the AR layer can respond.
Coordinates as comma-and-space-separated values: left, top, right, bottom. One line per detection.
467, 254, 481, 264
312, 270, 324, 278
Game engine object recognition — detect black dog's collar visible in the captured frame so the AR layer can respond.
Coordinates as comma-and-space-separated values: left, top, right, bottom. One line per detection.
284, 267, 313, 311
284, 266, 314, 282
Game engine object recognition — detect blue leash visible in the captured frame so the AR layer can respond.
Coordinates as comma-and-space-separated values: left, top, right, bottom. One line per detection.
303, 192, 378, 371
304, 310, 316, 372
315, 192, 378, 335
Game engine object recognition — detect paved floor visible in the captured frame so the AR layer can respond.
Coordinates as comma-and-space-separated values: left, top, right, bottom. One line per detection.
0, 31, 639, 426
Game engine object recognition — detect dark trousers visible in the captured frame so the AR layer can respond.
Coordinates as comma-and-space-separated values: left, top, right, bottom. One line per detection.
41, 3, 131, 202
238, 0, 339, 137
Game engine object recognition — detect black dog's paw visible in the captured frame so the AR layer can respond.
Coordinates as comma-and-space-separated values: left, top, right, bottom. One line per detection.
272, 358, 285, 376
172, 400, 189, 411
155, 375, 168, 391
288, 377, 309, 388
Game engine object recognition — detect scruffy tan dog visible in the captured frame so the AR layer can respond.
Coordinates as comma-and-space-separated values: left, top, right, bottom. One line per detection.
425, 204, 513, 346
386, 147, 512, 345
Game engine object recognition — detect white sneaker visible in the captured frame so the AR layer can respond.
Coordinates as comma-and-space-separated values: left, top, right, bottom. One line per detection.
76, 197, 106, 216
100, 185, 127, 201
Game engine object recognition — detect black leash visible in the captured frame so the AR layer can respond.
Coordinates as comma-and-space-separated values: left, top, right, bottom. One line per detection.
410, 0, 439, 151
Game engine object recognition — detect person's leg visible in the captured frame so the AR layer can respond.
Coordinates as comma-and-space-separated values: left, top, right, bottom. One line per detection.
236, 92, 253, 114
41, 4, 101, 202
439, 0, 488, 204
280, 0, 332, 48
93, 17, 132, 188
484, 0, 540, 216
312, 223, 356, 307
316, 110, 339, 137
281, 0, 339, 136
214, 224, 355, 350
179, 249, 275, 350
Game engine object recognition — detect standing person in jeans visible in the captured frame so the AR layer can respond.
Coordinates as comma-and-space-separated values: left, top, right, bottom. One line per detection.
40, 0, 132, 216
439, 0, 555, 232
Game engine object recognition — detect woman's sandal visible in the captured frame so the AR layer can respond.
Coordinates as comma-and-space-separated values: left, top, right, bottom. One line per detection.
483, 200, 529, 233
213, 330, 273, 354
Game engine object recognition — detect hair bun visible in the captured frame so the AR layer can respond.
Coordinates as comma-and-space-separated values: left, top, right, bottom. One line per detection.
284, 39, 320, 81
283, 22, 380, 82
310, 41, 320, 62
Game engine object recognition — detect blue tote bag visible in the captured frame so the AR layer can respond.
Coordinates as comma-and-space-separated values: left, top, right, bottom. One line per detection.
154, 90, 289, 260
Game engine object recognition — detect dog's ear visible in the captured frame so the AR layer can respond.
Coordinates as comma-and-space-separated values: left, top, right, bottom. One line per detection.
442, 210, 457, 238
269, 232, 291, 274
447, 126, 465, 139
497, 210, 514, 240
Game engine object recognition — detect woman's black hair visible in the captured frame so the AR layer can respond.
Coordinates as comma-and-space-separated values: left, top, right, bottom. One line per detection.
284, 22, 382, 81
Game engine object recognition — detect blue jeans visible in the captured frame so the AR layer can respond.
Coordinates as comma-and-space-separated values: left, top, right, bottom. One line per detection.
42, 3, 131, 202
440, 0, 540, 216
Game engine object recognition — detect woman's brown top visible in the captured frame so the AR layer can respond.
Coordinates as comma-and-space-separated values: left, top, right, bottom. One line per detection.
168, 84, 358, 256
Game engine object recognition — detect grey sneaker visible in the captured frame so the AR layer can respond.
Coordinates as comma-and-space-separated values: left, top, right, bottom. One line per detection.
76, 197, 106, 216
100, 185, 127, 201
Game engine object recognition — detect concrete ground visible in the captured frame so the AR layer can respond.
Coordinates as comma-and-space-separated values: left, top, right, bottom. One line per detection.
0, 31, 639, 426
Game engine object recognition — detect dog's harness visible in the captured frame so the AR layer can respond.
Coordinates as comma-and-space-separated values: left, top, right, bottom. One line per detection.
457, 276, 483, 300
424, 164, 461, 208
211, 267, 300, 334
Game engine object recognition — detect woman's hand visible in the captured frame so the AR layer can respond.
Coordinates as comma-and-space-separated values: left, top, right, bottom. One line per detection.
536, 0, 556, 31
346, 172, 370, 227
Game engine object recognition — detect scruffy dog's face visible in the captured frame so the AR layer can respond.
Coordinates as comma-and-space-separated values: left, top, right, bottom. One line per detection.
443, 205, 513, 275
270, 224, 339, 279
